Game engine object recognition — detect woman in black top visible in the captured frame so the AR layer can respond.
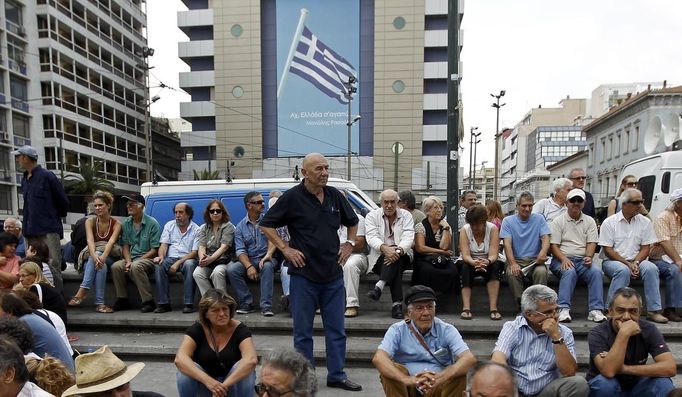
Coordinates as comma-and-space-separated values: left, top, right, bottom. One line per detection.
16, 260, 67, 324
175, 289, 257, 397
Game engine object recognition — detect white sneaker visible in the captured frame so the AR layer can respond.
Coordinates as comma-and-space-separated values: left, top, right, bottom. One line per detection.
588, 310, 607, 323
558, 308, 572, 323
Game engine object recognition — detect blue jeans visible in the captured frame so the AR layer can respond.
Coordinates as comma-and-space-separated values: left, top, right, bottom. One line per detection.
290, 274, 346, 383
280, 263, 290, 295
80, 255, 114, 305
602, 259, 661, 311
550, 256, 604, 310
226, 259, 275, 310
588, 375, 674, 397
176, 362, 255, 397
155, 257, 198, 305
651, 259, 682, 308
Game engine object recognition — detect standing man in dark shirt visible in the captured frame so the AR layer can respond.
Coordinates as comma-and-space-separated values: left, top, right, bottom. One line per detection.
12, 145, 69, 293
260, 153, 362, 392
587, 287, 676, 396
569, 168, 595, 218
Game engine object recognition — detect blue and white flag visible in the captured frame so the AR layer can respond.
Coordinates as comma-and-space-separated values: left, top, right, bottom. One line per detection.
289, 26, 357, 104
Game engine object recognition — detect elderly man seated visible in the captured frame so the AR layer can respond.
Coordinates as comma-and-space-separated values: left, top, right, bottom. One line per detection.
648, 187, 682, 322
372, 285, 476, 397
587, 287, 676, 397
492, 285, 588, 397
599, 188, 667, 323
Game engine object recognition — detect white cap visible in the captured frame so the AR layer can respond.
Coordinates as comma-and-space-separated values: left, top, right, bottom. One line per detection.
567, 189, 586, 200
670, 188, 682, 202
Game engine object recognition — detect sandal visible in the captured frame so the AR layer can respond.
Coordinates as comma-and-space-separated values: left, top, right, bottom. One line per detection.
67, 297, 83, 307
96, 304, 114, 314
490, 310, 502, 321
460, 309, 473, 320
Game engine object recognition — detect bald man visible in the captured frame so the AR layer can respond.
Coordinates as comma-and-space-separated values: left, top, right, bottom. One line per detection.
261, 153, 362, 391
466, 361, 518, 397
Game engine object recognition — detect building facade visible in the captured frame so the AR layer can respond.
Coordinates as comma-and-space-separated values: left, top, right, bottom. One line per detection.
584, 85, 682, 208
177, 0, 463, 199
0, 0, 150, 217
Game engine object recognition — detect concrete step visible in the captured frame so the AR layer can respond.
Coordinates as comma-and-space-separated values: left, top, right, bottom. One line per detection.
62, 265, 660, 318
66, 307, 682, 342
69, 329, 682, 371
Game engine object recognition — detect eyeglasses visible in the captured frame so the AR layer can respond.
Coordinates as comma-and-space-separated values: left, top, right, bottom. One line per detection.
530, 309, 557, 318
568, 197, 584, 203
249, 200, 265, 205
254, 383, 293, 397
626, 200, 644, 205
209, 209, 222, 214
570, 176, 587, 181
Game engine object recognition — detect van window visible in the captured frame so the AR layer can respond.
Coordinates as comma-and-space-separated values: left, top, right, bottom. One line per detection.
661, 171, 670, 194
638, 175, 656, 211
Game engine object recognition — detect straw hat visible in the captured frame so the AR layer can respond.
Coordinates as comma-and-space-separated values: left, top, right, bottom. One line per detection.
62, 346, 145, 396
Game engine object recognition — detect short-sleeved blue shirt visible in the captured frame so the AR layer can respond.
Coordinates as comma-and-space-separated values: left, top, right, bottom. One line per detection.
500, 213, 551, 258
377, 317, 469, 375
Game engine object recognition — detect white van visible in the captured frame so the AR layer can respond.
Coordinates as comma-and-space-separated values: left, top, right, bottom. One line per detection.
618, 151, 682, 220
140, 178, 378, 227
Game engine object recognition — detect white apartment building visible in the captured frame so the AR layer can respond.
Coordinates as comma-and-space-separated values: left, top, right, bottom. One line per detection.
177, 0, 464, 199
0, 0, 150, 216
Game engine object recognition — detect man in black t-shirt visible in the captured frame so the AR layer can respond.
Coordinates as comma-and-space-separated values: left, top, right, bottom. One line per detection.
261, 153, 362, 392
587, 287, 676, 396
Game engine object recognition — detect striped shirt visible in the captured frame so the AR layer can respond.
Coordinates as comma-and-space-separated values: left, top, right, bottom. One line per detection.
493, 315, 576, 396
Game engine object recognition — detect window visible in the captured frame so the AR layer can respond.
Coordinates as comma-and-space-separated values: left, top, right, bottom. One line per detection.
608, 135, 613, 160
624, 129, 630, 154
615, 133, 621, 158
600, 138, 606, 163
4, 1, 23, 27
12, 114, 28, 137
633, 126, 640, 151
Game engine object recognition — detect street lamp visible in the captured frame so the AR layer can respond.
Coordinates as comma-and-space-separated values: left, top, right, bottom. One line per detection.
343, 76, 358, 180
468, 127, 478, 189
472, 132, 481, 189
480, 160, 488, 202
140, 46, 155, 182
491, 90, 506, 201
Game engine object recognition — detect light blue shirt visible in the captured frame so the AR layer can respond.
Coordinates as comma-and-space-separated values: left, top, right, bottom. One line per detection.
493, 315, 576, 395
160, 220, 200, 258
378, 317, 469, 375
234, 214, 268, 262
500, 213, 551, 258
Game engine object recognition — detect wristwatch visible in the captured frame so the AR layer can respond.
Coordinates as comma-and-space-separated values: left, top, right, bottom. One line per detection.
552, 337, 565, 345
442, 226, 451, 231
395, 247, 403, 256
345, 239, 356, 247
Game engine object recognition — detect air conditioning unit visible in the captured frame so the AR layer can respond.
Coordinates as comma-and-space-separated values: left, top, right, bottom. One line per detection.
0, 131, 9, 142
18, 27, 26, 37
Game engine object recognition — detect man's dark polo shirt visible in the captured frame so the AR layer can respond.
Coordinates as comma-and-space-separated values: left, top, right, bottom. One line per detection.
260, 180, 358, 283
587, 319, 670, 389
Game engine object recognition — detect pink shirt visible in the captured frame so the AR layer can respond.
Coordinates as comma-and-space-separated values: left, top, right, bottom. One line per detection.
0, 255, 20, 289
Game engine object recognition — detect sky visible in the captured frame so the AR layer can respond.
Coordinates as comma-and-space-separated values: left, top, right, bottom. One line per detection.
146, 0, 682, 172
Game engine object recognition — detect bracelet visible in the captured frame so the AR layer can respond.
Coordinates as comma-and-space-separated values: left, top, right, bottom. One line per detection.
245, 265, 253, 271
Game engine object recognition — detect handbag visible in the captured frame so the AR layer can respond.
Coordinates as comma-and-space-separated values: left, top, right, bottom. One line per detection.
427, 254, 454, 269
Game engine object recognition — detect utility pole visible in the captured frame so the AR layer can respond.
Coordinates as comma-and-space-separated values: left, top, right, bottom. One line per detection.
343, 76, 358, 180
446, 0, 461, 254
472, 131, 481, 189
468, 126, 477, 189
491, 90, 506, 201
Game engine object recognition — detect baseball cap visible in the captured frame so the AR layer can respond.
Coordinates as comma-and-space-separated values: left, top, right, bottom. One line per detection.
404, 285, 436, 305
567, 189, 585, 201
122, 193, 145, 206
10, 145, 38, 160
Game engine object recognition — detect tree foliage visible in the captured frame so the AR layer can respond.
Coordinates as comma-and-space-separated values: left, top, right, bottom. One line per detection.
63, 161, 115, 195
193, 169, 220, 180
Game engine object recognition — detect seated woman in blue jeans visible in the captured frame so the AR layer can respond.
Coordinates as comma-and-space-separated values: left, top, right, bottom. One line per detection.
175, 289, 257, 397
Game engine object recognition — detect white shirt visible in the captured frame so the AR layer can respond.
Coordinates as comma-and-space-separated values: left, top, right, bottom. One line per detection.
338, 214, 366, 242
599, 212, 657, 261
18, 381, 55, 397
532, 197, 566, 224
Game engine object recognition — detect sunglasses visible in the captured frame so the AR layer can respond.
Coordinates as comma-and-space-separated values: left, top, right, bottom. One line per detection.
568, 197, 584, 203
255, 383, 293, 397
626, 200, 644, 205
625, 182, 638, 187
209, 208, 222, 214
249, 200, 265, 205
